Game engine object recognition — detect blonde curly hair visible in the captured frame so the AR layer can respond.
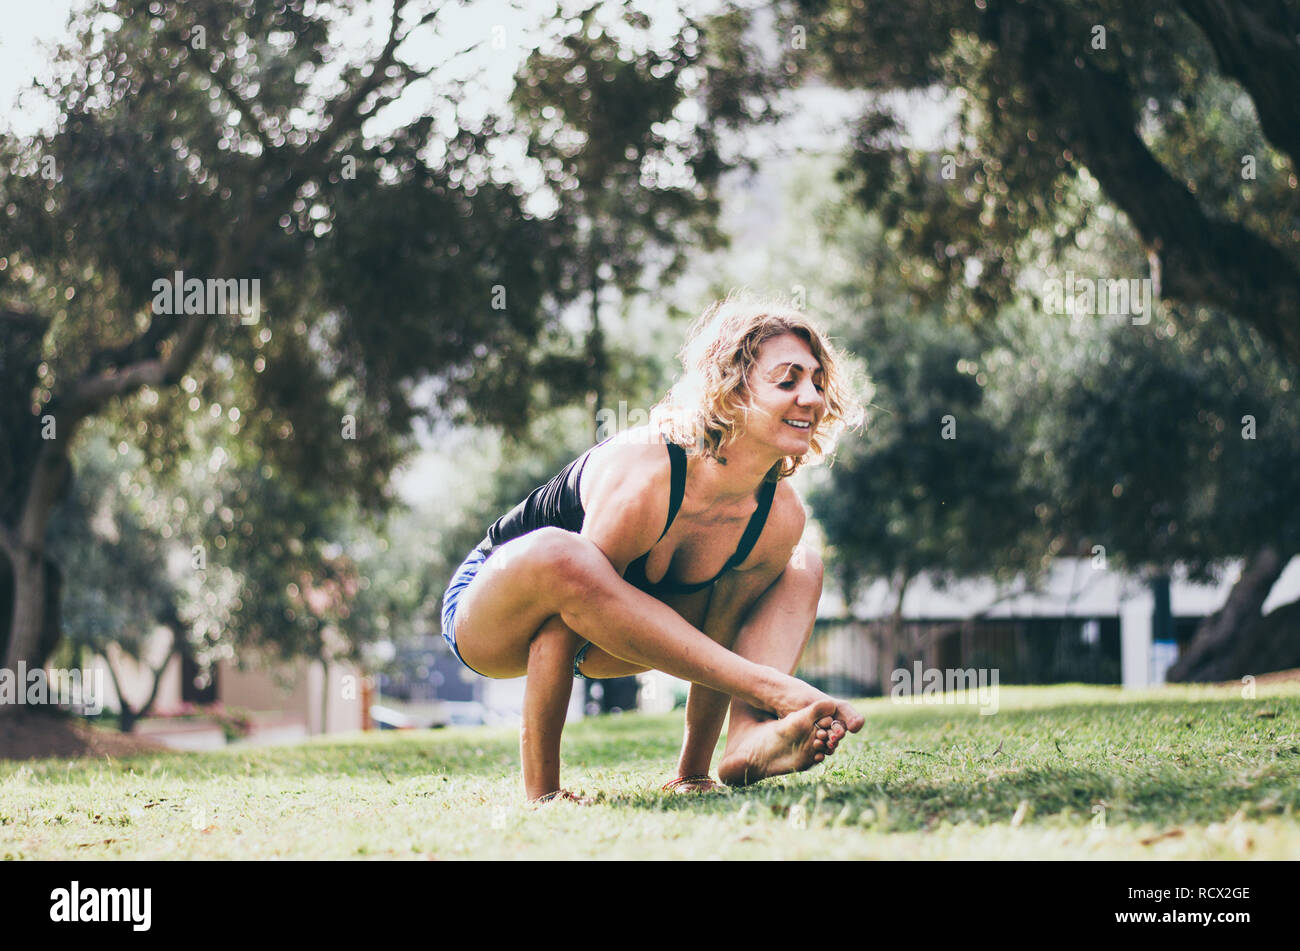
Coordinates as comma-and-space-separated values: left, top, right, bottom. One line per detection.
650, 293, 864, 479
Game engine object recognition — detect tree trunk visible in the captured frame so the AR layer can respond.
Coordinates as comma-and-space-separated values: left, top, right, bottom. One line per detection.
1167, 545, 1287, 682
1227, 597, 1300, 678
104, 635, 175, 733
104, 650, 136, 733
4, 547, 47, 671
2, 294, 211, 704
1, 442, 72, 694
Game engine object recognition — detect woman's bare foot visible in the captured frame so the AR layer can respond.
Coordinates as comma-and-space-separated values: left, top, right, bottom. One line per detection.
529, 789, 594, 805
661, 775, 726, 794
816, 715, 848, 755
768, 672, 866, 735
718, 699, 840, 786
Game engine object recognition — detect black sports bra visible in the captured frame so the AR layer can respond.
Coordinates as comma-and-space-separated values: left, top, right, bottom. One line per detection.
475, 433, 776, 596
621, 437, 777, 596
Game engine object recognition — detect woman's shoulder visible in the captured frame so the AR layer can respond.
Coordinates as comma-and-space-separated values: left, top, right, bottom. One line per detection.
577, 427, 677, 567
740, 478, 806, 569
580, 426, 675, 510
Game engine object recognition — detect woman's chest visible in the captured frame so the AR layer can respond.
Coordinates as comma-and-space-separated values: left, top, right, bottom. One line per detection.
641, 506, 757, 585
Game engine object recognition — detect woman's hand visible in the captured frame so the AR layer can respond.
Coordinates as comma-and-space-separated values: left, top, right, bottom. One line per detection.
763, 667, 865, 733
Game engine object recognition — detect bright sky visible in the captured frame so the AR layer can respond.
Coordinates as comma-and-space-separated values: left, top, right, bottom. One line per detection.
0, 0, 712, 137
0, 0, 946, 144
0, 0, 76, 135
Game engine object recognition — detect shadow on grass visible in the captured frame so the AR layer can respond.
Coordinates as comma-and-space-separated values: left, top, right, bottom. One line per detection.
607, 759, 1298, 832
603, 690, 1300, 830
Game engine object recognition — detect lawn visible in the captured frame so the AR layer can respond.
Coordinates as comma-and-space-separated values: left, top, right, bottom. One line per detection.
2, 682, 1299, 859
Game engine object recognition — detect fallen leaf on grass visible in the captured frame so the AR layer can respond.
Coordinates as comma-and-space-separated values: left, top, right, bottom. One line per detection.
1254, 710, 1278, 719
1139, 829, 1184, 846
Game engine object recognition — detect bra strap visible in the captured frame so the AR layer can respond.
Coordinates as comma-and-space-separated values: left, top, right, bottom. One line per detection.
661, 438, 686, 541
724, 478, 777, 571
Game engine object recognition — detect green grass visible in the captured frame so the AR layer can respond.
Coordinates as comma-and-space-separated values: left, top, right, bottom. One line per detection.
3, 682, 1299, 859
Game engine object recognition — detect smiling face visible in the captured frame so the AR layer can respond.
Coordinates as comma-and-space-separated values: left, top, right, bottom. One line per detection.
649, 296, 863, 479
741, 332, 826, 456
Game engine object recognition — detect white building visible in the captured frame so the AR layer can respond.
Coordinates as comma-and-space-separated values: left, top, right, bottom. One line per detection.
808, 556, 1300, 691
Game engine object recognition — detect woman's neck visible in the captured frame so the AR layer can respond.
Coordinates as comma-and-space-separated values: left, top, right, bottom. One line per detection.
686, 434, 780, 507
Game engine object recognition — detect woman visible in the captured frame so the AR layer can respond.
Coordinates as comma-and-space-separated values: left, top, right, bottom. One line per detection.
440, 295, 866, 802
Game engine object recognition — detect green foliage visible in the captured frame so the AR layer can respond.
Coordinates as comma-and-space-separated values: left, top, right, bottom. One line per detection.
506, 1, 772, 435
510, 2, 732, 297
811, 305, 1043, 592
776, 0, 1300, 343
2, 0, 745, 670
703, 0, 1300, 604
48, 432, 177, 660
1022, 313, 1300, 578
720, 156, 1045, 594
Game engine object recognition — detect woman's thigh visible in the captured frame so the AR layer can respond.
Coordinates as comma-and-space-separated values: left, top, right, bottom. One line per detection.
573, 587, 713, 679
451, 528, 601, 678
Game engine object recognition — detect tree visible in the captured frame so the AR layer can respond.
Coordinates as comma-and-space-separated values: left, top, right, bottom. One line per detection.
0, 0, 578, 683
678, 145, 1047, 688
1022, 311, 1300, 681
48, 430, 183, 731
800, 205, 1045, 688
48, 395, 391, 730
772, 0, 1300, 358
509, 1, 779, 437
708, 0, 1300, 677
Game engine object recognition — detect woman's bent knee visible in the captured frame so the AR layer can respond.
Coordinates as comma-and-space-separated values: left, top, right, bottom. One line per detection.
519, 528, 614, 606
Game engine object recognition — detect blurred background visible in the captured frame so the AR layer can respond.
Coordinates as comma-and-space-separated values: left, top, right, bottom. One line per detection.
3, 0, 1298, 749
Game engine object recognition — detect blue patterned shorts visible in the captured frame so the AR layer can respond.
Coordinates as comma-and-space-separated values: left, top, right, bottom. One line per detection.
440, 547, 489, 676
441, 542, 593, 679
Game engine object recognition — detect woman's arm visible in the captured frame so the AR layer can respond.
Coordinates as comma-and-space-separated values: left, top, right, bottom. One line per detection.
565, 440, 816, 713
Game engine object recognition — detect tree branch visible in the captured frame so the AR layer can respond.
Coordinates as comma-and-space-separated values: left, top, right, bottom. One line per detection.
76, 317, 178, 385
59, 318, 212, 424
16, 441, 69, 550
183, 41, 278, 156
1179, 0, 1300, 169
103, 646, 137, 725
307, 0, 413, 166
989, 1, 1300, 364
0, 308, 49, 334
138, 631, 178, 723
